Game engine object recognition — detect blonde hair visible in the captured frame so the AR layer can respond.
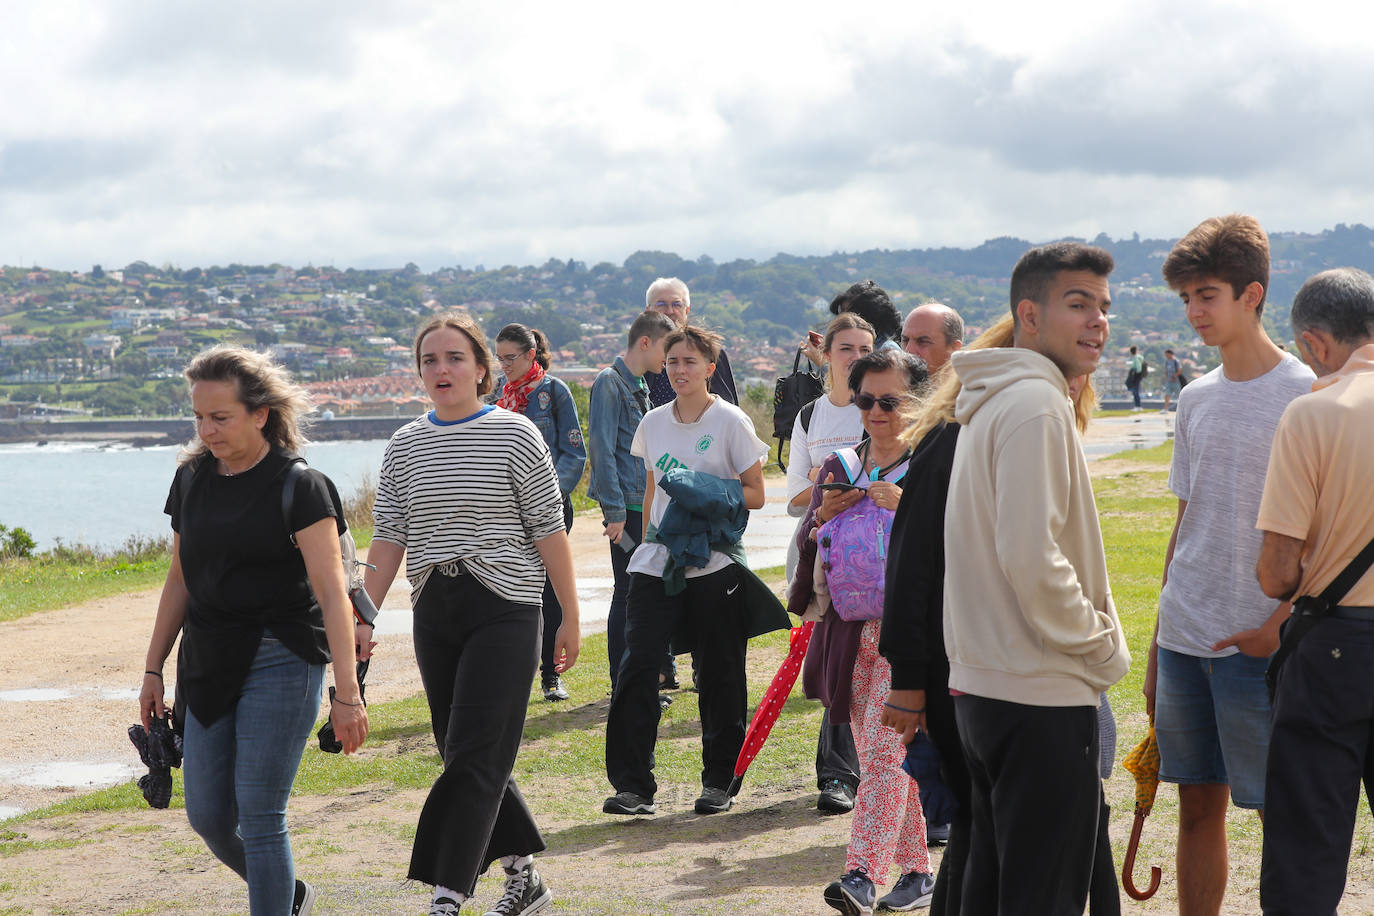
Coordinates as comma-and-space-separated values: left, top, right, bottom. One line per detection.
901, 314, 1096, 446
180, 346, 313, 464
413, 313, 495, 398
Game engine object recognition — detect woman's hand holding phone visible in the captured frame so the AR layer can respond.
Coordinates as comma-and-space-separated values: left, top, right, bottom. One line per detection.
817, 472, 862, 523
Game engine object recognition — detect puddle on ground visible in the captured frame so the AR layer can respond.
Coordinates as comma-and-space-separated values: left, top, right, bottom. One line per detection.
0, 759, 141, 790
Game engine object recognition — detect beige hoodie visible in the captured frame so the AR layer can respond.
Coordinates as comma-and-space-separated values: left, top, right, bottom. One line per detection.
943, 348, 1130, 706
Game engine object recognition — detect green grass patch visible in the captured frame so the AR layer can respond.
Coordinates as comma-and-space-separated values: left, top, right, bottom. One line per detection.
0, 551, 170, 623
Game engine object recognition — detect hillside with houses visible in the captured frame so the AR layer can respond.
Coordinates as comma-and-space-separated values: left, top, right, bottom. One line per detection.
3, 223, 1372, 419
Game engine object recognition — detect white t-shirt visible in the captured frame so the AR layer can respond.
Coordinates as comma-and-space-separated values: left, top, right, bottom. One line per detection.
1157, 353, 1316, 656
627, 397, 768, 579
785, 394, 866, 517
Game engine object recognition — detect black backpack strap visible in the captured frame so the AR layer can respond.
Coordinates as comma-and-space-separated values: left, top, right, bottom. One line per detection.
799, 400, 816, 435
281, 458, 307, 548
1267, 531, 1374, 702
1317, 533, 1374, 610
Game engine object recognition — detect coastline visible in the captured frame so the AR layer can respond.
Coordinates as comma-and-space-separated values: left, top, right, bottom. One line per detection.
0, 415, 417, 446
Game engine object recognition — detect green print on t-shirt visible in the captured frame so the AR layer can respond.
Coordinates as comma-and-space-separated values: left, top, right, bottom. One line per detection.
656, 452, 686, 474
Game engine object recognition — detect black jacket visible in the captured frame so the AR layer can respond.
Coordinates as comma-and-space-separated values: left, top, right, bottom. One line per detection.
879, 421, 961, 691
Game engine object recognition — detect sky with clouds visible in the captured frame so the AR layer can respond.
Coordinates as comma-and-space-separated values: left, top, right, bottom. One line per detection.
4, 0, 1373, 272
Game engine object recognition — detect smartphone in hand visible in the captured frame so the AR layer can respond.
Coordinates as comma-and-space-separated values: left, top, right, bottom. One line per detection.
819, 481, 858, 492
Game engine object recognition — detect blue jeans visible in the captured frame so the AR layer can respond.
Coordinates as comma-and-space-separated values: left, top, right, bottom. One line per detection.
1155, 646, 1271, 809
183, 637, 324, 916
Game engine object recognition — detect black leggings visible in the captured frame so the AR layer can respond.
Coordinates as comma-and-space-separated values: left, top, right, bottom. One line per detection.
538, 493, 575, 680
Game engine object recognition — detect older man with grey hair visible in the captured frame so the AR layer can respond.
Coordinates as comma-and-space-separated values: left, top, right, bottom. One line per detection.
1254, 267, 1374, 915
641, 276, 739, 408
900, 303, 964, 374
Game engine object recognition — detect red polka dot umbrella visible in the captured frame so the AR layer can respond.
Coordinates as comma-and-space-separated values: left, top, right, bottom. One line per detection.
727, 621, 814, 798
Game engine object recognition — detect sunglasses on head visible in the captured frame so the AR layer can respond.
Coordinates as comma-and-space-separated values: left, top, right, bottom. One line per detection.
853, 392, 903, 412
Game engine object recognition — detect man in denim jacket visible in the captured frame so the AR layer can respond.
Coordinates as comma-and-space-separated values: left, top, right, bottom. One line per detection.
588, 310, 675, 685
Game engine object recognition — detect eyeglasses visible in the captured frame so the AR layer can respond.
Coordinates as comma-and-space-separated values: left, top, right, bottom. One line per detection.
853, 393, 904, 412
495, 352, 525, 365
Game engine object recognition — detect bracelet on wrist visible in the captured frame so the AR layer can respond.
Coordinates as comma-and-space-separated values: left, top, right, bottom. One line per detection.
883, 701, 925, 714
144, 670, 163, 680
331, 695, 364, 707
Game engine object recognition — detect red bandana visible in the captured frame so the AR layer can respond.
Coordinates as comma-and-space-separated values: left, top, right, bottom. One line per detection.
497, 361, 546, 414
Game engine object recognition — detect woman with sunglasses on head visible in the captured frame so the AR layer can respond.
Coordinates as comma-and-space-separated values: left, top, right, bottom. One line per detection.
492, 323, 586, 702
789, 347, 935, 915
365, 314, 580, 916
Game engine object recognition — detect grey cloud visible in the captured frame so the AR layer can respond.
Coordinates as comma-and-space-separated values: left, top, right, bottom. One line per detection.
81, 1, 416, 77
0, 137, 155, 191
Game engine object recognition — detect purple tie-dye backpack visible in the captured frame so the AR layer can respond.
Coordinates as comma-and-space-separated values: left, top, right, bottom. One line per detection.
817, 447, 908, 621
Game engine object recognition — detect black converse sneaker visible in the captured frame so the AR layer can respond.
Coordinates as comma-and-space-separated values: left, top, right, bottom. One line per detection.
482, 862, 552, 916
429, 896, 462, 915
291, 879, 316, 916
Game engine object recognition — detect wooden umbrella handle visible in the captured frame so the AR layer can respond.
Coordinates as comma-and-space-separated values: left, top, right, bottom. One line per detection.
1122, 812, 1162, 900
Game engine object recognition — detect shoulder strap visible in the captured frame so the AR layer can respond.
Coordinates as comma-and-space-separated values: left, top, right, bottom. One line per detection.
281, 458, 307, 548
799, 400, 816, 434
1318, 533, 1374, 608
834, 447, 863, 485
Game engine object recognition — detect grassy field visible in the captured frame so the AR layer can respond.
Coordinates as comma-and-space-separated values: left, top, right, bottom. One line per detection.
4, 440, 1372, 914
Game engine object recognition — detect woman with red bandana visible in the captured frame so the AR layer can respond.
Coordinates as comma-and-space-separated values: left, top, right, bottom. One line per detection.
493, 323, 587, 701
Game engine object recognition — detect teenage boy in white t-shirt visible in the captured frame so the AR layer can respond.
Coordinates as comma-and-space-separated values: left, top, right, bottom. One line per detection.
602, 326, 768, 818
1145, 214, 1315, 916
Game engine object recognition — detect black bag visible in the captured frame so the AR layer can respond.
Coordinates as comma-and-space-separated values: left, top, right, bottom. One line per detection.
1266, 532, 1374, 703
772, 350, 825, 470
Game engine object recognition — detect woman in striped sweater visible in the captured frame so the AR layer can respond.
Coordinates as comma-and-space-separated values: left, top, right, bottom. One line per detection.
363, 314, 580, 916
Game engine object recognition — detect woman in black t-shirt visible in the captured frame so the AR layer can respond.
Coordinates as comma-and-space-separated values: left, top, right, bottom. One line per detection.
139, 346, 367, 916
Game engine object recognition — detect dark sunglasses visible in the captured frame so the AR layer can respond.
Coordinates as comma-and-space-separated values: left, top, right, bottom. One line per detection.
853, 392, 903, 412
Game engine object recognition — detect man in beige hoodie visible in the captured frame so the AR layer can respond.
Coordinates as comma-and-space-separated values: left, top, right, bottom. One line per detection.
944, 241, 1132, 915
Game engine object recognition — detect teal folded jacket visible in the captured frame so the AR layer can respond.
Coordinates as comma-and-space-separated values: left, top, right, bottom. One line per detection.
645, 467, 790, 653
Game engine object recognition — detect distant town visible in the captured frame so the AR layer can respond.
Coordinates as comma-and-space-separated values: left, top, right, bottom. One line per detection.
5, 224, 1372, 421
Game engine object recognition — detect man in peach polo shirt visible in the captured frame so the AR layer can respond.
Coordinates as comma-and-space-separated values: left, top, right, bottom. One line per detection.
1254, 267, 1374, 915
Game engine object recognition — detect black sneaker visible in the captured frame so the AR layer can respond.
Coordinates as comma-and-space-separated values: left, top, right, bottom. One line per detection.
541, 676, 568, 702
658, 692, 674, 710
482, 862, 552, 916
876, 870, 934, 910
817, 778, 856, 814
823, 867, 875, 915
602, 791, 655, 815
429, 897, 462, 915
693, 785, 734, 814
292, 879, 316, 916
925, 821, 950, 846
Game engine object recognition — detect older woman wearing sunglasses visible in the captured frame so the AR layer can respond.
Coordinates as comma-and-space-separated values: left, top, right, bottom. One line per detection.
790, 347, 936, 914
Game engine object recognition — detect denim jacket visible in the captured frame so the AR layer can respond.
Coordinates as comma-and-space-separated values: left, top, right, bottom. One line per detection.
587, 356, 650, 523
490, 374, 586, 495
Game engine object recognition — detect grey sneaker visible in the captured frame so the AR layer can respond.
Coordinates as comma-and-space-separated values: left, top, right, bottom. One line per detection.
818, 778, 856, 814
877, 871, 934, 910
541, 676, 569, 702
824, 867, 875, 915
693, 785, 734, 814
602, 791, 655, 815
482, 862, 552, 916
292, 879, 316, 916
